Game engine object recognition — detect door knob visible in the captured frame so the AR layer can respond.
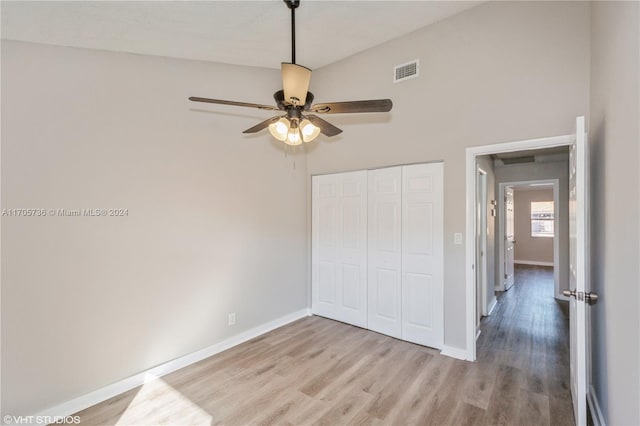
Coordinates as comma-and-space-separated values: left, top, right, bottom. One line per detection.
585, 292, 599, 305
562, 289, 599, 305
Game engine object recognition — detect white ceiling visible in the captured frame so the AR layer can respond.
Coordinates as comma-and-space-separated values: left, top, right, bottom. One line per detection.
1, 1, 481, 70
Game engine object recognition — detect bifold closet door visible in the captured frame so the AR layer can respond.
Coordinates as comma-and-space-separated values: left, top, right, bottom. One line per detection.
367, 167, 402, 338
401, 163, 444, 348
311, 171, 368, 327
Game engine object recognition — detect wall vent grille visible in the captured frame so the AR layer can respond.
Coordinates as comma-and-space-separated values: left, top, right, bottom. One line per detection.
394, 60, 419, 83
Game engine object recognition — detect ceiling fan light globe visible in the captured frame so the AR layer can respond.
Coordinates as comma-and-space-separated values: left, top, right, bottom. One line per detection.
285, 127, 303, 146
300, 119, 320, 143
268, 118, 290, 141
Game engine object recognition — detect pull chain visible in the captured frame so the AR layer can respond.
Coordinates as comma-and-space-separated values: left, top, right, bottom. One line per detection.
283, 144, 298, 170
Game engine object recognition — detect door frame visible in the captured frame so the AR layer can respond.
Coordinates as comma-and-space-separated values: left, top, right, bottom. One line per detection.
476, 167, 488, 323
496, 179, 563, 300
465, 133, 575, 361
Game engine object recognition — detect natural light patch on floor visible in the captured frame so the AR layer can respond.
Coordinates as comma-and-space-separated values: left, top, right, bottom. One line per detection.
115, 374, 212, 426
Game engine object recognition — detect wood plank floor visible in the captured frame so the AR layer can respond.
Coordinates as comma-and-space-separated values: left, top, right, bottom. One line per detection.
73, 265, 573, 425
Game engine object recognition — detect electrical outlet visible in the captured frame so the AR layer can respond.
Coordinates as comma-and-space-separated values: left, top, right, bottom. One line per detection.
454, 233, 463, 245
228, 313, 236, 326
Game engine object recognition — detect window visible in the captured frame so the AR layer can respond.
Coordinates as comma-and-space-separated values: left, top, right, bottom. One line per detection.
531, 201, 554, 237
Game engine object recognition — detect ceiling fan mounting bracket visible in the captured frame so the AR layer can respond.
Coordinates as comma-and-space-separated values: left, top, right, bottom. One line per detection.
284, 0, 300, 10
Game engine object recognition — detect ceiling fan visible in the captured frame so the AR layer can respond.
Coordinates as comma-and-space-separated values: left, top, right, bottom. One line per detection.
189, 0, 393, 146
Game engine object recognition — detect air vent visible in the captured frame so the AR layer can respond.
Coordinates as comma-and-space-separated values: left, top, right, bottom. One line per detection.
394, 60, 419, 83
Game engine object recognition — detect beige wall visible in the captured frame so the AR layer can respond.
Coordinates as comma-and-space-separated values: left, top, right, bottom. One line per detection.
1, 41, 309, 416
309, 0, 590, 349
589, 2, 640, 424
513, 188, 554, 264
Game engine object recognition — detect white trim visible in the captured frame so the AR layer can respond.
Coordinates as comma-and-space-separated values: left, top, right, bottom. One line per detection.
476, 167, 489, 318
588, 385, 606, 426
440, 345, 471, 361
487, 298, 498, 316
33, 308, 311, 419
514, 260, 554, 267
466, 133, 575, 362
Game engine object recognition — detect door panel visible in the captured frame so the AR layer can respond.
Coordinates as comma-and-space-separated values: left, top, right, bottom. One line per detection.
342, 205, 360, 249
405, 272, 433, 328
401, 163, 444, 348
504, 186, 515, 290
318, 262, 336, 304
367, 167, 402, 338
375, 269, 399, 319
406, 204, 433, 254
341, 264, 360, 310
569, 116, 588, 426
312, 171, 368, 327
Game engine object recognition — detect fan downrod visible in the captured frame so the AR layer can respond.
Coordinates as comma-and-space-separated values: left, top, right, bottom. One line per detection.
283, 0, 300, 64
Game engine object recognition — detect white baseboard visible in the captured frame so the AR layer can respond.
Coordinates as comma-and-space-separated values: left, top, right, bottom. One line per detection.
441, 345, 472, 361
514, 260, 554, 267
487, 298, 498, 316
33, 308, 311, 420
588, 385, 606, 426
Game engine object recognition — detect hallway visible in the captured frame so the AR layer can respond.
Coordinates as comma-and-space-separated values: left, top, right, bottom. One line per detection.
476, 264, 574, 425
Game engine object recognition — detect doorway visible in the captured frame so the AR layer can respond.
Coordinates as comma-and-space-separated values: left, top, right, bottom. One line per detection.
465, 117, 592, 425
497, 179, 562, 299
466, 135, 575, 361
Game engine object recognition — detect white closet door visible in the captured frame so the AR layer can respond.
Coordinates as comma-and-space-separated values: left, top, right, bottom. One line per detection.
401, 163, 444, 348
312, 171, 368, 327
367, 167, 402, 338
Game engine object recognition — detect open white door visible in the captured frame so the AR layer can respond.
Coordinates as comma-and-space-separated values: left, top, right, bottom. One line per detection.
476, 169, 488, 320
504, 186, 515, 290
568, 116, 590, 426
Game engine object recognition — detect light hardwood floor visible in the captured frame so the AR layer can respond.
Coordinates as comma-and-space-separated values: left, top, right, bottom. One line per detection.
74, 265, 573, 425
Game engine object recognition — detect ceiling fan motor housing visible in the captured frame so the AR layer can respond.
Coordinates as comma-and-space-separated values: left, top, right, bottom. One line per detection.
287, 108, 302, 121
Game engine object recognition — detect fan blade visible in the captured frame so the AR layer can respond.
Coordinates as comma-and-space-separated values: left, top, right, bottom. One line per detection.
310, 99, 392, 114
189, 97, 277, 110
242, 116, 281, 134
282, 63, 311, 106
306, 115, 343, 137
